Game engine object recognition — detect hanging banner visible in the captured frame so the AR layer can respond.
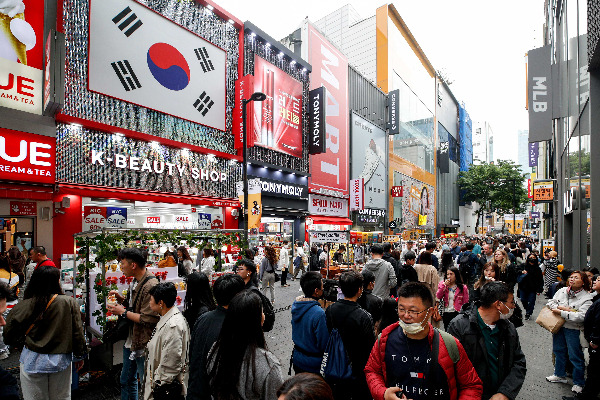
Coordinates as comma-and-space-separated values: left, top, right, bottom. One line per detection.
88, 0, 227, 130
529, 142, 539, 167
233, 74, 254, 149
503, 214, 526, 235
542, 239, 555, 254
388, 89, 400, 134
527, 45, 552, 142
533, 180, 554, 203
438, 141, 450, 174
252, 55, 303, 157
418, 214, 427, 226
309, 86, 326, 154
237, 179, 262, 230
349, 178, 364, 211
303, 22, 349, 197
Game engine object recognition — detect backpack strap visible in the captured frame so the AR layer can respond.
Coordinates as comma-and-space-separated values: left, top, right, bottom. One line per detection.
437, 329, 460, 364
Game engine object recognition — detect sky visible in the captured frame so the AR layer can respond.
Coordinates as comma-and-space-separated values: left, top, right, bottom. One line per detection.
216, 0, 546, 163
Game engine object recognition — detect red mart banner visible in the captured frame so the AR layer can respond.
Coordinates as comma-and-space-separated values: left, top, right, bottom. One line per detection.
0, 127, 55, 184
304, 23, 349, 197
252, 56, 303, 158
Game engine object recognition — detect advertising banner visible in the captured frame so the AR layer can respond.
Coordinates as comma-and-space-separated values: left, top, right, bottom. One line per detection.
9, 201, 36, 215
391, 186, 403, 197
106, 207, 127, 228
309, 194, 348, 217
0, 127, 55, 184
394, 172, 435, 229
383, 235, 400, 243
252, 56, 303, 157
354, 208, 385, 227
233, 74, 254, 149
349, 178, 364, 212
529, 142, 539, 167
438, 141, 450, 174
198, 213, 211, 229
533, 180, 554, 203
88, 0, 227, 130
0, 0, 44, 115
303, 22, 349, 197
237, 179, 261, 230
309, 231, 349, 245
504, 214, 526, 235
388, 89, 400, 134
309, 86, 326, 154
530, 211, 540, 219
542, 239, 555, 254
527, 179, 533, 198
84, 206, 128, 230
527, 45, 552, 142
351, 113, 386, 209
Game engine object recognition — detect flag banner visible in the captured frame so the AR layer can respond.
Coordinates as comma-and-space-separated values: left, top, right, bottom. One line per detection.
237, 179, 262, 230
88, 0, 226, 130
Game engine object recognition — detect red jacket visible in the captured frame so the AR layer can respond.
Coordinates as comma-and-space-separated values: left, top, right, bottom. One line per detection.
364, 322, 482, 400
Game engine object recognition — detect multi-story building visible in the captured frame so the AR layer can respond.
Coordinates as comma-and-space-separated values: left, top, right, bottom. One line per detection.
472, 121, 494, 164
527, 0, 598, 267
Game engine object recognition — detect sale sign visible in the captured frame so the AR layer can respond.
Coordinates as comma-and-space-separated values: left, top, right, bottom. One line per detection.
106, 207, 127, 228
0, 127, 55, 184
83, 206, 107, 231
252, 56, 303, 157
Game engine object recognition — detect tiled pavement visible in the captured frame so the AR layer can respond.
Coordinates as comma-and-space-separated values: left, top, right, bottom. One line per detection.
0, 279, 581, 399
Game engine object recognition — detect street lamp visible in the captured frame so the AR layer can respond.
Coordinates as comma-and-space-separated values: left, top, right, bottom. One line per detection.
241, 92, 266, 244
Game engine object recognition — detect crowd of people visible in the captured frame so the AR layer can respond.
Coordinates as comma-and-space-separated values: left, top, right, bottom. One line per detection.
0, 235, 599, 400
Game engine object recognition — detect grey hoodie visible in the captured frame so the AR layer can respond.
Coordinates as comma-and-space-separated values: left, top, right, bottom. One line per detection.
363, 258, 397, 299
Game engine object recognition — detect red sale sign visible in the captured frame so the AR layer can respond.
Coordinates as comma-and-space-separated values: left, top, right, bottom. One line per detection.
305, 23, 349, 197
147, 216, 161, 224
0, 127, 55, 184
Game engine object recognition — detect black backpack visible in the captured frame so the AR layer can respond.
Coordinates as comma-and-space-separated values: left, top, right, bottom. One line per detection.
458, 253, 475, 282
250, 287, 275, 332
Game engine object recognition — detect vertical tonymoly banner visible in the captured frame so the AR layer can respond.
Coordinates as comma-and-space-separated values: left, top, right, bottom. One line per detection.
302, 22, 349, 197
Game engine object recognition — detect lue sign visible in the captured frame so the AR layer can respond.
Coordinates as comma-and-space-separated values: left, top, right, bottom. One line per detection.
88, 0, 227, 130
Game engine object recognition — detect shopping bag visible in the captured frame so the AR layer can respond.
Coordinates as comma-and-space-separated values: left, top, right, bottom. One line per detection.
536, 306, 565, 334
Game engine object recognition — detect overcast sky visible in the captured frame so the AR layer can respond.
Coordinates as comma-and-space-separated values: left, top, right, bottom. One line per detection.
217, 0, 545, 163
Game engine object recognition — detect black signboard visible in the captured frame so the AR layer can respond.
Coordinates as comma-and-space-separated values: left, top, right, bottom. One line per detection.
438, 141, 449, 174
309, 86, 326, 154
387, 89, 400, 135
388, 220, 397, 229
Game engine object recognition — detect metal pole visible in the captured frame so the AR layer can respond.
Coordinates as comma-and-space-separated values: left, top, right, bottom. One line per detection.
242, 100, 249, 245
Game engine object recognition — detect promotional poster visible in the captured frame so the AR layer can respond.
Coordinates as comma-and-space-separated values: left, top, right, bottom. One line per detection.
396, 173, 434, 229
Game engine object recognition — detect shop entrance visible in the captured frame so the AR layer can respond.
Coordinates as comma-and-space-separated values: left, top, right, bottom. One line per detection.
0, 217, 35, 254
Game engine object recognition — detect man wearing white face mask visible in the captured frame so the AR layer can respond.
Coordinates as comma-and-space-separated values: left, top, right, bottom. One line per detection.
448, 281, 527, 400
364, 282, 482, 400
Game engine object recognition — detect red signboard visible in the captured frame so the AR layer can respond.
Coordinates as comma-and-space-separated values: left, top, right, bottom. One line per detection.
306, 23, 349, 197
10, 201, 37, 216
252, 56, 303, 158
391, 186, 404, 197
233, 74, 254, 149
0, 127, 55, 184
147, 216, 161, 224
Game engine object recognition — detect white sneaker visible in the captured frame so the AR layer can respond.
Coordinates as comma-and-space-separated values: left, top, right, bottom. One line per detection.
0, 351, 9, 360
546, 375, 568, 383
572, 385, 583, 393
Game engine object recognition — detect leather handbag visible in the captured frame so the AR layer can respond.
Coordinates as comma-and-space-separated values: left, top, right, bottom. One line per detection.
153, 380, 184, 400
536, 306, 565, 334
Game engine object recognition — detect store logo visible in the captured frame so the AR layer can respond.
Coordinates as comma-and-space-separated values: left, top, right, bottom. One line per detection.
147, 43, 190, 91
0, 130, 55, 183
112, 7, 143, 37
194, 47, 214, 73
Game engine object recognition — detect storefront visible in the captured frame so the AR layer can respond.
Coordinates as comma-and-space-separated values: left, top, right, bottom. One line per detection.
0, 128, 56, 255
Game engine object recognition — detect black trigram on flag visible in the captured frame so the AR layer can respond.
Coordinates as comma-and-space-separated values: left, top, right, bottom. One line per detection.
111, 60, 142, 91
193, 92, 214, 116
112, 7, 143, 37
194, 47, 215, 73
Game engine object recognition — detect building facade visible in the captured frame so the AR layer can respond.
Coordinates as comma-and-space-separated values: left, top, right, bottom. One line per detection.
472, 121, 494, 164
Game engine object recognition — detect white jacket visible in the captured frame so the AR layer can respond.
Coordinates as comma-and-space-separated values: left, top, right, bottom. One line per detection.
200, 256, 215, 278
279, 246, 289, 270
143, 307, 190, 400
547, 287, 594, 330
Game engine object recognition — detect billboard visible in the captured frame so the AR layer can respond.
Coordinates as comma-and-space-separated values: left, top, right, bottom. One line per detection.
351, 113, 386, 209
394, 172, 435, 229
0, 0, 44, 114
533, 179, 554, 203
88, 0, 227, 130
303, 22, 349, 197
0, 127, 55, 184
252, 56, 303, 158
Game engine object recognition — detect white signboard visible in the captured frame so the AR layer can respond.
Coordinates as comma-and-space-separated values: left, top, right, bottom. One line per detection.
309, 194, 348, 217
0, 58, 42, 115
349, 178, 364, 211
309, 231, 349, 244
88, 0, 226, 130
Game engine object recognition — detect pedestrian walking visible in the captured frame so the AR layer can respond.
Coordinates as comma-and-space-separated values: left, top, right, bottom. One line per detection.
260, 246, 278, 303
363, 244, 397, 300
182, 272, 216, 328
546, 271, 594, 394
308, 246, 320, 272
31, 246, 57, 270
207, 290, 284, 400
279, 241, 290, 287
7, 246, 25, 286
143, 282, 190, 400
517, 253, 544, 320
436, 266, 469, 330
413, 251, 440, 300
494, 249, 519, 293
277, 373, 334, 400
4, 265, 87, 400
448, 281, 526, 400
292, 241, 306, 279
398, 251, 418, 286
357, 269, 383, 329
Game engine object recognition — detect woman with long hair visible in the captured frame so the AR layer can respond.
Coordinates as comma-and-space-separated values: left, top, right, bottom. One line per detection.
208, 290, 283, 399
546, 271, 594, 394
200, 248, 215, 279
494, 249, 518, 292
4, 266, 86, 400
143, 282, 190, 400
518, 253, 544, 320
7, 246, 25, 286
439, 250, 455, 277
377, 298, 400, 336
472, 262, 501, 302
259, 246, 278, 303
177, 247, 193, 277
436, 266, 469, 329
183, 272, 216, 328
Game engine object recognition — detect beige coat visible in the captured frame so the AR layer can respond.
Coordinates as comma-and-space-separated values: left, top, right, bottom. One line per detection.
143, 307, 190, 400
413, 263, 440, 300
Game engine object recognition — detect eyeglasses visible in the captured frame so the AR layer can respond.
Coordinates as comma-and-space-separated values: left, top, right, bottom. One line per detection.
398, 308, 429, 317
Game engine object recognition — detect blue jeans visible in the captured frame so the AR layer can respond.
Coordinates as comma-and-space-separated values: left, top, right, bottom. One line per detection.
120, 346, 145, 400
553, 327, 585, 386
519, 291, 537, 316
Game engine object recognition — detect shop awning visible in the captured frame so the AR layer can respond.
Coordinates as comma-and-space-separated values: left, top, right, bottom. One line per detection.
309, 216, 353, 225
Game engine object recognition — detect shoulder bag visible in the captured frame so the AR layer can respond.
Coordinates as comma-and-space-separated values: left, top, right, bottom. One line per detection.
536, 306, 565, 334
14, 294, 58, 349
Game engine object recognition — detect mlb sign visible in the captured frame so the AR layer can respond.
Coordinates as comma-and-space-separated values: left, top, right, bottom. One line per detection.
88, 0, 227, 130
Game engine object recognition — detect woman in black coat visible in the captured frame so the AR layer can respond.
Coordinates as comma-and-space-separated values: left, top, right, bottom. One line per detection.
517, 253, 544, 319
